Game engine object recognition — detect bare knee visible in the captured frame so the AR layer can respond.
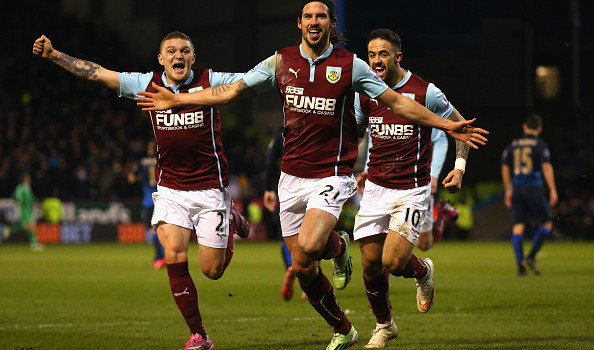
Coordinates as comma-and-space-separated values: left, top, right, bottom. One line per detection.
383, 255, 407, 275
416, 240, 431, 251
362, 258, 384, 280
298, 238, 323, 260
202, 265, 224, 280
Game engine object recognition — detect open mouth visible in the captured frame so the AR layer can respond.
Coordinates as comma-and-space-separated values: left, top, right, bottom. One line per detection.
373, 66, 385, 75
172, 63, 185, 74
308, 27, 322, 40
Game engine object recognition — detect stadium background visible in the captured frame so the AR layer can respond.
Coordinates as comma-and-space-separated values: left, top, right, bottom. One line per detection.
1, 0, 593, 243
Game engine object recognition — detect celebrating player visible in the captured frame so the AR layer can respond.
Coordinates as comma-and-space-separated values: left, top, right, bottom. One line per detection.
136, 2, 488, 349
501, 114, 557, 276
32, 31, 249, 350
353, 28, 476, 348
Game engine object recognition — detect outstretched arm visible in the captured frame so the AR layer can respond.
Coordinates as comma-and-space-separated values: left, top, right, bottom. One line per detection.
136, 79, 255, 111
32, 35, 120, 91
376, 89, 489, 149
441, 108, 472, 193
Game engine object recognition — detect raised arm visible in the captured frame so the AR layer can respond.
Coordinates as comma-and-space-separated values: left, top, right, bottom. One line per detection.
32, 35, 120, 91
441, 108, 472, 193
375, 89, 489, 149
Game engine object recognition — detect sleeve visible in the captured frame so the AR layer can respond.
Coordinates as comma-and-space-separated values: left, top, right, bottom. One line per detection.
264, 129, 284, 191
209, 70, 245, 86
354, 92, 367, 125
118, 72, 153, 99
363, 133, 372, 172
501, 145, 512, 166
425, 83, 453, 118
242, 54, 278, 94
351, 55, 389, 99
430, 129, 448, 178
539, 140, 552, 163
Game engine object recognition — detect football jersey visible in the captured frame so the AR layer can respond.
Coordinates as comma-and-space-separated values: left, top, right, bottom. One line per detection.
243, 43, 387, 178
501, 134, 551, 187
357, 72, 452, 189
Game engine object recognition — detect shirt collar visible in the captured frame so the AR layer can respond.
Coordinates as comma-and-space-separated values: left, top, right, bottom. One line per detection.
299, 43, 334, 65
160, 70, 194, 92
393, 70, 412, 89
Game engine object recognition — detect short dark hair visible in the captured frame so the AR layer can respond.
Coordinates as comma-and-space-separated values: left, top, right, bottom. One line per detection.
160, 31, 194, 52
525, 113, 543, 130
367, 29, 402, 53
298, 0, 346, 45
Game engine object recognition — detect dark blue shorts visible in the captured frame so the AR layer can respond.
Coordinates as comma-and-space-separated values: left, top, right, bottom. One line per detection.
511, 185, 551, 225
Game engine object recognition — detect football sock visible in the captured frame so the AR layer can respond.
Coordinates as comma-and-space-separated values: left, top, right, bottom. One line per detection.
223, 232, 234, 272
397, 254, 428, 279
320, 230, 346, 260
153, 233, 164, 260
299, 266, 351, 334
363, 271, 392, 324
281, 241, 292, 268
528, 226, 551, 259
432, 215, 446, 243
166, 261, 206, 338
512, 234, 524, 267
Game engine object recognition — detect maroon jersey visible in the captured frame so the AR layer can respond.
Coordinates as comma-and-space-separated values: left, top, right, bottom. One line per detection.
362, 74, 433, 189
146, 69, 228, 190
275, 46, 357, 178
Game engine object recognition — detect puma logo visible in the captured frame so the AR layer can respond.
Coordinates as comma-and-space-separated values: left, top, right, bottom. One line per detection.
289, 68, 300, 78
173, 287, 190, 297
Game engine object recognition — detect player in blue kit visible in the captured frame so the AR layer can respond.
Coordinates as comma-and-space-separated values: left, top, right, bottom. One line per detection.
129, 140, 166, 269
501, 114, 557, 276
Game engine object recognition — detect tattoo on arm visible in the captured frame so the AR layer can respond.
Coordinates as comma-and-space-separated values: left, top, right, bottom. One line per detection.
210, 80, 254, 99
448, 108, 470, 160
52, 52, 101, 80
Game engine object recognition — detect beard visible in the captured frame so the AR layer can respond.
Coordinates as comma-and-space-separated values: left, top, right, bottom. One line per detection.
302, 27, 330, 50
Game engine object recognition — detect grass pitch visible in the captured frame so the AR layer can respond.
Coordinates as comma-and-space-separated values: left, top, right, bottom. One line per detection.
0, 240, 592, 349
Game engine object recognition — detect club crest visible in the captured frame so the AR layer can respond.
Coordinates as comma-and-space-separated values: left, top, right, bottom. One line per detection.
402, 93, 415, 101
326, 66, 341, 84
189, 86, 203, 93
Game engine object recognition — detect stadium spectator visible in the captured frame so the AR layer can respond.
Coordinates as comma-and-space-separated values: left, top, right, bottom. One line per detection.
32, 31, 249, 350
501, 113, 557, 276
11, 173, 44, 251
353, 28, 475, 348
135, 2, 487, 349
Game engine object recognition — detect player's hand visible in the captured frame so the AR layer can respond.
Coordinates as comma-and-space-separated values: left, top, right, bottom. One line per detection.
549, 190, 558, 207
446, 118, 489, 149
356, 171, 368, 194
504, 189, 513, 208
136, 82, 176, 111
442, 169, 463, 194
32, 35, 54, 58
263, 191, 278, 212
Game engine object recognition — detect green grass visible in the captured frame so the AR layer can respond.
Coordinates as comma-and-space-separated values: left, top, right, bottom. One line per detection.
1, 240, 593, 349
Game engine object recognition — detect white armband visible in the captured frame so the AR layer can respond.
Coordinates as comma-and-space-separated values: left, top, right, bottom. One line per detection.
454, 158, 466, 174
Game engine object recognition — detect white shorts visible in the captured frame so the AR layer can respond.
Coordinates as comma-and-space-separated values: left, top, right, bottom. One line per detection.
152, 185, 231, 249
419, 195, 435, 233
353, 180, 431, 245
278, 172, 357, 237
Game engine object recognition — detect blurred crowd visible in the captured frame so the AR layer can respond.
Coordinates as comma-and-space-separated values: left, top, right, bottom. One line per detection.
1, 5, 592, 239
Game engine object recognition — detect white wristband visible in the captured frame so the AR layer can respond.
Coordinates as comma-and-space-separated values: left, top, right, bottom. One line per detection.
454, 158, 466, 174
